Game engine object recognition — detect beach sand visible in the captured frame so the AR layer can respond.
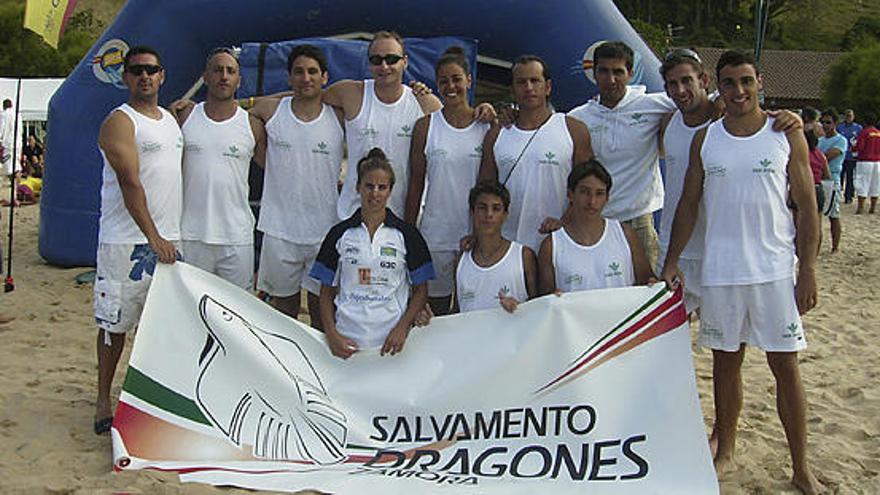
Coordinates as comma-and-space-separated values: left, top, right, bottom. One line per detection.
0, 200, 877, 494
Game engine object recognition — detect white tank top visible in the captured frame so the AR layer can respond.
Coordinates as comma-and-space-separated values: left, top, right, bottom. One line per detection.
338, 80, 424, 219
420, 111, 490, 250
180, 103, 255, 245
552, 219, 634, 292
700, 117, 796, 286
99, 104, 183, 244
258, 99, 344, 244
494, 113, 573, 253
456, 241, 529, 313
659, 110, 709, 260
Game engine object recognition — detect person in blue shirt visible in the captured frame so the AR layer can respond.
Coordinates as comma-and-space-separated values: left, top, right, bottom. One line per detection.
837, 109, 862, 203
819, 108, 847, 253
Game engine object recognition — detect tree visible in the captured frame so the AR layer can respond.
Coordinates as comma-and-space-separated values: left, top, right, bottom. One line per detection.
823, 43, 880, 118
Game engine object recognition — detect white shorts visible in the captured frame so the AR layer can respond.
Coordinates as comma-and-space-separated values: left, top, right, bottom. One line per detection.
180, 240, 253, 290
657, 251, 702, 314
855, 161, 880, 197
821, 179, 841, 219
94, 243, 179, 334
256, 235, 320, 297
428, 249, 456, 298
700, 277, 806, 352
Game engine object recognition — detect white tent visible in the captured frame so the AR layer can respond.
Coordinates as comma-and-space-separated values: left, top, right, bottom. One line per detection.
0, 78, 64, 121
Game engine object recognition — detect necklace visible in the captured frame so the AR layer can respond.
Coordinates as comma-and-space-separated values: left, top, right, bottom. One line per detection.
474, 240, 507, 266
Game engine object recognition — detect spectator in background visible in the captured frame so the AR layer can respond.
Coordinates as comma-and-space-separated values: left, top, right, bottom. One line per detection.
818, 109, 846, 253
802, 106, 823, 138
854, 112, 880, 214
837, 109, 862, 203
21, 133, 44, 178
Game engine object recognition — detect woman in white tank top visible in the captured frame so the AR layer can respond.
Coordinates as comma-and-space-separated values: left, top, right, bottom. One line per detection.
404, 46, 490, 315
538, 160, 654, 294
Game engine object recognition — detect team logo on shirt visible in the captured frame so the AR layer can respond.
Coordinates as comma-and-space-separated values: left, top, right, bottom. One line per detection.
184, 143, 203, 153
397, 124, 413, 138
380, 246, 397, 257
629, 113, 648, 126
499, 285, 511, 296
459, 290, 475, 302
312, 142, 331, 155
605, 262, 623, 278
705, 165, 727, 177
141, 141, 163, 154
752, 158, 775, 174
222, 144, 241, 159
272, 137, 293, 149
468, 145, 483, 159
359, 126, 379, 139
538, 151, 560, 166
564, 273, 583, 285
428, 148, 448, 159
358, 268, 371, 285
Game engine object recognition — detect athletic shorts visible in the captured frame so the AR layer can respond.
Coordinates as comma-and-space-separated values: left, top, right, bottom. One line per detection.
94, 242, 180, 334
428, 250, 456, 298
657, 252, 702, 315
821, 179, 841, 219
855, 161, 880, 197
699, 277, 806, 353
180, 240, 254, 290
623, 213, 659, 269
256, 235, 320, 297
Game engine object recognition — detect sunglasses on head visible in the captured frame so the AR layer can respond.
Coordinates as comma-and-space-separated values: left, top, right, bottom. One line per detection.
665, 48, 703, 65
126, 64, 163, 76
368, 54, 404, 66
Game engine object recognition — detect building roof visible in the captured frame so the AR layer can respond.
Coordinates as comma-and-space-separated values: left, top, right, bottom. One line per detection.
692, 47, 843, 102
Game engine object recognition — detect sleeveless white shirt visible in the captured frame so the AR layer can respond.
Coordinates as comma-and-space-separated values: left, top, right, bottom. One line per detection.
700, 117, 796, 286
99, 104, 183, 244
180, 103, 255, 245
494, 113, 573, 253
258, 99, 344, 244
338, 80, 424, 219
456, 241, 528, 313
552, 219, 634, 292
658, 110, 709, 260
420, 111, 490, 250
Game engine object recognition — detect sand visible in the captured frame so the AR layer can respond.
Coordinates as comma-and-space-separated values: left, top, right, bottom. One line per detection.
0, 200, 877, 494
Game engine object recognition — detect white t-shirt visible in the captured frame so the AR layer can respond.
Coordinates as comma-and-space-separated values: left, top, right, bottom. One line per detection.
658, 110, 709, 261
700, 117, 796, 286
568, 86, 675, 221
420, 111, 489, 250
494, 113, 573, 252
180, 103, 255, 245
310, 209, 435, 349
338, 80, 424, 219
456, 241, 528, 313
98, 104, 183, 244
0, 108, 22, 174
552, 219, 634, 292
258, 99, 344, 245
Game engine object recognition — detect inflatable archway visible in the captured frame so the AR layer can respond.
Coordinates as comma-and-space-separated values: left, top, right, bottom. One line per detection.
39, 0, 664, 266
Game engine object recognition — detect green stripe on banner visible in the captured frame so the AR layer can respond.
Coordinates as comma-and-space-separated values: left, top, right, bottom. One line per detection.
123, 366, 211, 425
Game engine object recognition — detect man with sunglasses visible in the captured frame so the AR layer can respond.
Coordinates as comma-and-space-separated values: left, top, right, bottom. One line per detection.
94, 46, 183, 435
323, 31, 443, 220
175, 47, 267, 290
818, 108, 846, 252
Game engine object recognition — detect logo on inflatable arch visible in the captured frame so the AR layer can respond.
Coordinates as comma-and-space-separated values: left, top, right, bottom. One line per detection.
580, 40, 646, 87
92, 39, 129, 89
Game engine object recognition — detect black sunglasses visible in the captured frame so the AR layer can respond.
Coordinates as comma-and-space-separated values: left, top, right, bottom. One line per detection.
368, 54, 404, 66
126, 64, 163, 76
820, 120, 834, 125
665, 48, 703, 65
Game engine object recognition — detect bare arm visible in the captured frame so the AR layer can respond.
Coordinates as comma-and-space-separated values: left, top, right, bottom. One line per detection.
478, 125, 501, 182
537, 235, 556, 296
658, 112, 673, 157
823, 146, 842, 162
660, 128, 707, 288
450, 253, 462, 314
566, 116, 594, 163
623, 224, 655, 285
320, 284, 358, 359
404, 115, 430, 224
98, 111, 177, 264
249, 113, 267, 168
322, 80, 364, 120
522, 246, 539, 299
786, 131, 819, 314
249, 97, 281, 125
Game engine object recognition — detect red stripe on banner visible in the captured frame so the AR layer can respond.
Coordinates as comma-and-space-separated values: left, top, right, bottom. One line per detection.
537, 289, 686, 394
59, 0, 78, 37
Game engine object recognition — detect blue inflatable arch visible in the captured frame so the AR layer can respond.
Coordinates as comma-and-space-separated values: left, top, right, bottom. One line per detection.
39, 0, 664, 266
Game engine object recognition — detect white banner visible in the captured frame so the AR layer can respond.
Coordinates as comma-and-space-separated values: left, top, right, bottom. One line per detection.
111, 263, 718, 494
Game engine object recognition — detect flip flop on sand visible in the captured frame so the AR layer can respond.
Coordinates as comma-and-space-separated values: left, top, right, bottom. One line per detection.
94, 417, 113, 435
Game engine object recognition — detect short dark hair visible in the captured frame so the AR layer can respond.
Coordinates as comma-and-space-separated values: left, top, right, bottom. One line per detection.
802, 106, 820, 123
124, 45, 161, 69
863, 111, 879, 127
512, 54, 551, 82
660, 48, 706, 80
715, 50, 759, 82
468, 181, 511, 211
287, 44, 328, 74
436, 46, 469, 75
205, 46, 239, 69
2, 99, 11, 109
804, 129, 819, 150
356, 147, 395, 188
594, 41, 634, 71
821, 107, 839, 122
567, 159, 613, 193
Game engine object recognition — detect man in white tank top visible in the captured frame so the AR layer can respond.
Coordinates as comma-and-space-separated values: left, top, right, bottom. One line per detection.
455, 181, 537, 313
322, 31, 443, 219
479, 55, 593, 253
250, 45, 345, 328
660, 51, 822, 493
176, 48, 266, 290
93, 46, 183, 435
